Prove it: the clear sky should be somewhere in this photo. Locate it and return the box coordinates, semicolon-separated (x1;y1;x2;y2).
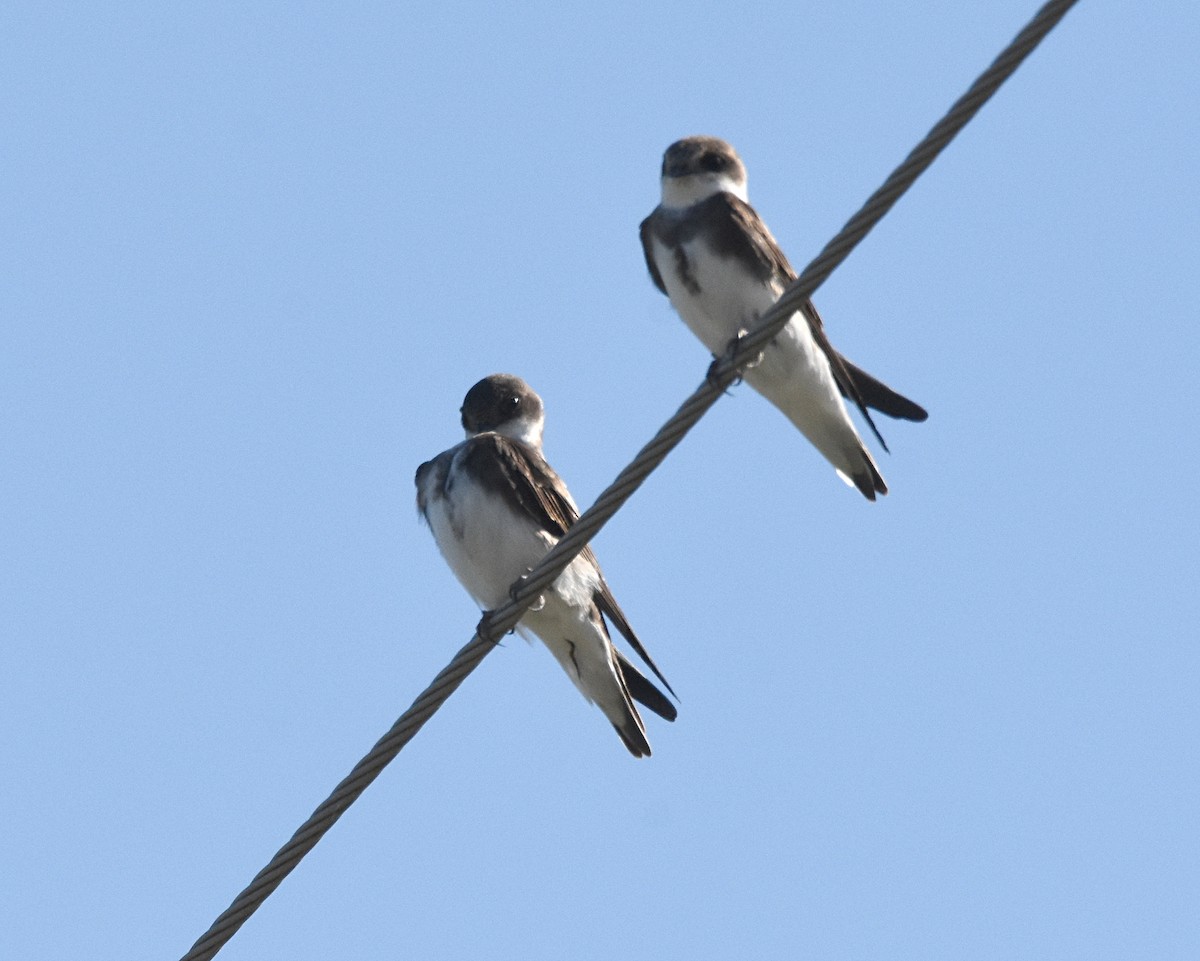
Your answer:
4;1;1199;959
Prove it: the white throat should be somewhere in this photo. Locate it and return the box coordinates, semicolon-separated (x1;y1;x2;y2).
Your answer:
660;172;749;211
466;417;544;451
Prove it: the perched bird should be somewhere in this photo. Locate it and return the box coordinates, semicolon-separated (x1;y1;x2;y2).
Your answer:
415;374;676;757
640;135;927;500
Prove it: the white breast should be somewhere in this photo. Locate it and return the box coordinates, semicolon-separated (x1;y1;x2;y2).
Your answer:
420;445;599;613
651;233;782;356
649;227;853;450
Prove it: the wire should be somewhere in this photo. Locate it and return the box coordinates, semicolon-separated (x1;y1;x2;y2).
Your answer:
178;1;1080;956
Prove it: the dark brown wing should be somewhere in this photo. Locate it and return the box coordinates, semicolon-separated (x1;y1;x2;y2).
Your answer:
834;354;929;422
616;652;677;722
715;193;891;451
639;213;669;296
462;434;677;699
798;298;890;451
706;192;798;286
457;434;577;538
595;582;676;699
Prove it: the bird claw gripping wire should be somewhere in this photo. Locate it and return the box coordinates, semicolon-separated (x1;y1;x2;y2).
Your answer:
706;354;743;394
731;327;766;371
508;572;545;612
475;610;512;640
708;327;767;393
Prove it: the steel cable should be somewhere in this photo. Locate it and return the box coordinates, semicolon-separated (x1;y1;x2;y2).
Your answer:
179;2;1079;956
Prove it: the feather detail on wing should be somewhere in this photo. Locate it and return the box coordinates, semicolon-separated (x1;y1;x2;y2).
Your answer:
459;434;677;700
714;194;892;450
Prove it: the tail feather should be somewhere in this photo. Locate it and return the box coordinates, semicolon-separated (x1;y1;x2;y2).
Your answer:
835;353;928;422
612;720;652;758
595;585;676;699
607;651;652;758
616;652;677;722
846;455;888;501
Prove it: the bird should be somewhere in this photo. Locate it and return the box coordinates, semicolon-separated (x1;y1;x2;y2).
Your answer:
415;373;676;757
640;135;927;500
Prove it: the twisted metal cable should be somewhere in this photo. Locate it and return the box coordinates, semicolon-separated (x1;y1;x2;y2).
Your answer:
179;1;1078;957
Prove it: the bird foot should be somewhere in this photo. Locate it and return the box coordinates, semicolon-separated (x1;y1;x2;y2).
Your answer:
706;355;742;393
508;572;545;612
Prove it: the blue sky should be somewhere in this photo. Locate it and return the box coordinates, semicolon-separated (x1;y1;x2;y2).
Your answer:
4;1;1199;958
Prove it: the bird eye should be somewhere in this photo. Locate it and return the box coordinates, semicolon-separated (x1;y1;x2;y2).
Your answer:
506;395;520;410
700;153;727;173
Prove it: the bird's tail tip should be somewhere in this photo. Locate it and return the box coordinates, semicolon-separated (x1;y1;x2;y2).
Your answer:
839;463;888;501
612;719;653;758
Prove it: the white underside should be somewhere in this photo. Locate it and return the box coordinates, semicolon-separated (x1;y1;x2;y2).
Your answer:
650;230;878;487
418;446;643;738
